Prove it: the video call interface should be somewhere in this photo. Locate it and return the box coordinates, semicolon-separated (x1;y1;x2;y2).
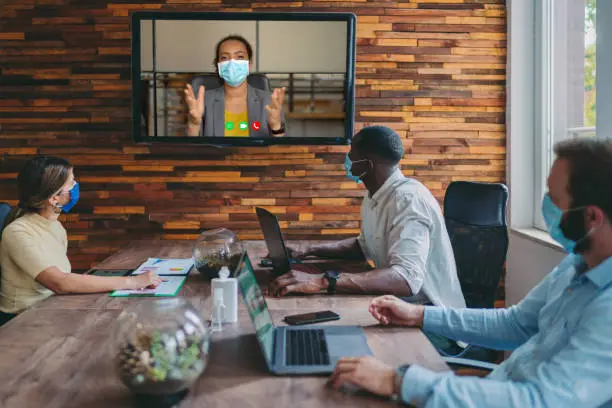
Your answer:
138;19;350;140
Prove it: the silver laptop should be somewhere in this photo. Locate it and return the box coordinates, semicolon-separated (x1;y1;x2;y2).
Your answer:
235;252;372;375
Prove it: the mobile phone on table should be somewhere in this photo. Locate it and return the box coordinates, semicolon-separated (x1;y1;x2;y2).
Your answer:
89;269;133;277
283;310;340;326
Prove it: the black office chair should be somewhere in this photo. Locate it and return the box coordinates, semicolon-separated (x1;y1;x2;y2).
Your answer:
445;181;509;310
0;203;11;284
426;181;509;373
189;73;271;94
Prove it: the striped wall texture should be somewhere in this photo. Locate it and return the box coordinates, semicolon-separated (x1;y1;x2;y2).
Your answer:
0;0;507;274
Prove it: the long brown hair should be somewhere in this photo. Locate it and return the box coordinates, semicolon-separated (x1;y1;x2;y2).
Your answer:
4;156;73;229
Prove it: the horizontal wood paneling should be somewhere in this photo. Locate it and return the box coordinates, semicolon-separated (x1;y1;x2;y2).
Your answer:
0;0;507;276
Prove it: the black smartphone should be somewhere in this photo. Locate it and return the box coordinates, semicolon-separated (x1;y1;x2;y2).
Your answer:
89;269;133;277
283;310;340;326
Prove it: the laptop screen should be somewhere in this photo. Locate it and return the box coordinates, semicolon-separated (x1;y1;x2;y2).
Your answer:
256;207;291;272
236;253;276;366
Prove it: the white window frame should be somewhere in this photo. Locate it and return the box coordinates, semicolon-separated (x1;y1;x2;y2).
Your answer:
533;0;593;230
507;0;610;233
533;0;554;230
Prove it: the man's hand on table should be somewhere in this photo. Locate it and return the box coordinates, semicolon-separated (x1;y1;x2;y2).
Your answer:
327;295;426;400
264;246;312;262
369;295;425;327
269;265;326;296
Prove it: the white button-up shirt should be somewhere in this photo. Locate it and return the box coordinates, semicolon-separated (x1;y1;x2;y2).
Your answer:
358;169;466;308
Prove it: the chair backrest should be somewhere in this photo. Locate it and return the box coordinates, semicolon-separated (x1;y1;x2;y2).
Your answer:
0;203;11;239
189;73;271;94
0;203;11;281
443;181;509;309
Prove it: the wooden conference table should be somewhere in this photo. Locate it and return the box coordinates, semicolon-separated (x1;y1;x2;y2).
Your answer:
0;241;449;408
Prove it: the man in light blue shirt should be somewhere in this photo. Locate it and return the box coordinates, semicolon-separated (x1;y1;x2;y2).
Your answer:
329;138;612;407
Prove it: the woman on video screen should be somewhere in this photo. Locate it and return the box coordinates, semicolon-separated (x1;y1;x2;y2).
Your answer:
184;35;286;138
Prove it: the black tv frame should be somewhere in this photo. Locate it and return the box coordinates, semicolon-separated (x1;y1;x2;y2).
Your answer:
131;11;357;147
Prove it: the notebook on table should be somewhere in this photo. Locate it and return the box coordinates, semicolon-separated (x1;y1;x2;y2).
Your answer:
109;258;193;297
110;275;187;297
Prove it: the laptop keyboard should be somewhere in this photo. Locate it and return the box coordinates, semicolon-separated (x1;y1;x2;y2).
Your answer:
286;329;330;366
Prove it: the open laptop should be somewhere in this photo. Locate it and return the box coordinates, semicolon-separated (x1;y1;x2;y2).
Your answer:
235;251;372;375
256;207;300;274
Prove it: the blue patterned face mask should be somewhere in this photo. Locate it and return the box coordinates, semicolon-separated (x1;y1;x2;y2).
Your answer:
344;153;369;184
217;59;249;87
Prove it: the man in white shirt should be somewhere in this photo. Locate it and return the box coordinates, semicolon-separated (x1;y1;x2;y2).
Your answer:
270;126;465;308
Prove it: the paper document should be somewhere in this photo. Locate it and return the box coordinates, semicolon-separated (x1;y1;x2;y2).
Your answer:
131;258;193;276
110;275;187;297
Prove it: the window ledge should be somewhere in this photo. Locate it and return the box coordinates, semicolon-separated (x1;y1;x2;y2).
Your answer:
510;227;566;253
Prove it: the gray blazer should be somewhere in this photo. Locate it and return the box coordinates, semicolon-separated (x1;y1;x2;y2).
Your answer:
200;85;285;137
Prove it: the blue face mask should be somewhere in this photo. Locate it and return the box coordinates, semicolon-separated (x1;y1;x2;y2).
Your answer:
218;59;249;87
541;193;586;253
59;182;80;213
344;153;369;184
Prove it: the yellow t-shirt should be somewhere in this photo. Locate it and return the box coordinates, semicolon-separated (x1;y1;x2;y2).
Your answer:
0;213;71;314
224;110;249;137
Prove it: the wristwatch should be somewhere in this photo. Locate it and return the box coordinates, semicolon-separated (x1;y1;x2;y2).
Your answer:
390;364;411;403
269;124;285;135
323;270;340;295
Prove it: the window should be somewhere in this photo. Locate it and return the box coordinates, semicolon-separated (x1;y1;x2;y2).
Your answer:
533;0;597;229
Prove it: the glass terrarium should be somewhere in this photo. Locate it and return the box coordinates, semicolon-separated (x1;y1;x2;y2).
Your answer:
192;228;244;280
111;298;210;406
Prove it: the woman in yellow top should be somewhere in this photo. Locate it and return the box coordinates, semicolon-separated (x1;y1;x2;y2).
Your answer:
0;157;161;326
184;35;286;138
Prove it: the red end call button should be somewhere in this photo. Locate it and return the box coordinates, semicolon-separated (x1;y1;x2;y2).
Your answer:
252;121;261;131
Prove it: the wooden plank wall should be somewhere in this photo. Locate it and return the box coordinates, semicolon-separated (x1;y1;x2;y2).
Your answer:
0;0;507;274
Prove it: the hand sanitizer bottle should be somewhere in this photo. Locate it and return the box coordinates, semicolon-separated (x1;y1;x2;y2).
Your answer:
211;266;238;323
211;288;225;332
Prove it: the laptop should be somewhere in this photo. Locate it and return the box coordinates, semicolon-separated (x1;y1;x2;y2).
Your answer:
235;251;372;375
256;207;300;274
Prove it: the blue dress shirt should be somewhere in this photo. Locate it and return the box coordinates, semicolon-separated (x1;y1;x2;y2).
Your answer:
402;254;612;407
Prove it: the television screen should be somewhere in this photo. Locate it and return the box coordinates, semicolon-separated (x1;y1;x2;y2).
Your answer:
131;12;356;146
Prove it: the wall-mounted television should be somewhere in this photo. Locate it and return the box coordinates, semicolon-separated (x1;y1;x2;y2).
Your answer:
131;11;357;147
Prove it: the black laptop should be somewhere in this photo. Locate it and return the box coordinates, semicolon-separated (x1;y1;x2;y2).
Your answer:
256;207;301;274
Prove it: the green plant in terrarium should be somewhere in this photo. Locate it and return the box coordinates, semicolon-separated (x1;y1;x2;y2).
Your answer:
112;299;210;397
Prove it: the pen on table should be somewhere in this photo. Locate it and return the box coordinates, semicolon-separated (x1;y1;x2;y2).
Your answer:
152;259;164;265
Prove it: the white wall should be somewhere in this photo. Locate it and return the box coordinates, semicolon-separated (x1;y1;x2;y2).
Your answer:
506;0;536;229
140;19;347;73
258;21;346;73
506;231;566;306
597;0;612;138
141;20;153;71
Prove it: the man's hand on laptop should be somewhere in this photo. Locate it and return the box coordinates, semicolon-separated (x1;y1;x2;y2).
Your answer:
328;356;395;398
270;266;326;296
369;295;425;328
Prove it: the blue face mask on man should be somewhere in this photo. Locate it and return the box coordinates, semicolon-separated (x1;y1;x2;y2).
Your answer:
541;193;594;253
58;182;80;213
218;59;249;87
344;153;370;184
